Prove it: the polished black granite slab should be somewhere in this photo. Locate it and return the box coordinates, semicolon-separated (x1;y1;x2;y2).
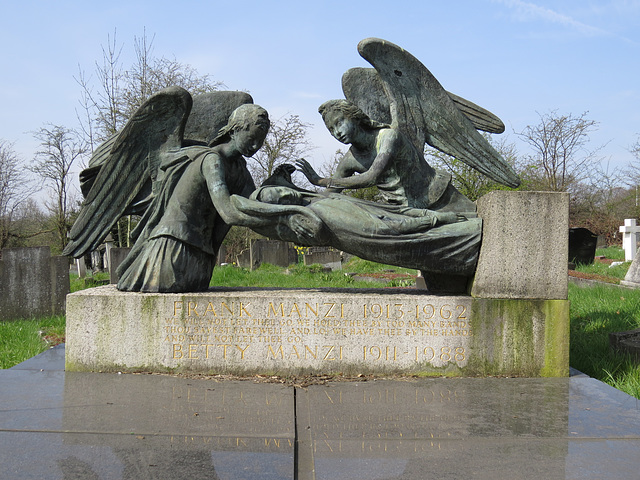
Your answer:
1;346;639;479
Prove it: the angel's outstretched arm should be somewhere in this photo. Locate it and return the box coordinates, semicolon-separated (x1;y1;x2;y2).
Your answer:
296;131;397;190
202;152;284;228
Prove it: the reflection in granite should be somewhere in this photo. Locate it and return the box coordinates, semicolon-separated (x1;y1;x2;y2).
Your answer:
297;378;640;480
0;370;293;479
3;351;640;479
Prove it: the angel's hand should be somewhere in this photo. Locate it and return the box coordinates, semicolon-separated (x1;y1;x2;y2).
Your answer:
295;158;325;186
289;213;319;242
434;212;459;225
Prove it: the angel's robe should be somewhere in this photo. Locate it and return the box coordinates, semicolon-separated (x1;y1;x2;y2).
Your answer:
116;147;254;292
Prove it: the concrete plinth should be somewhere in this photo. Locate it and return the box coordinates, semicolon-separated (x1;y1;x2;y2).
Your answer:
471;191;569;299
66;285;568;377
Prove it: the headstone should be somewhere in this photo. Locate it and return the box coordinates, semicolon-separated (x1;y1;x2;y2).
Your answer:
91;248;104;272
303;247;342;271
568;227;597;265
236;249;251;268
471;191;570;299
250;239;297;270
0;246;69;320
621;247;640;288
619;219;640;262
216;244;227;265
103;234;115;272
75;257;86;278
108;247;132;284
596;235;607;250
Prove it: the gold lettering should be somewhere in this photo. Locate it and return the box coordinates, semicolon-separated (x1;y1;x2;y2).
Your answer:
305;303;318;317
305;345;317;359
235;344;249;359
173;344;183;359
289;303;301;317
268;303;285;317
204;302;217;316
323;345;335;360
187;302;199;316
188;344;199;359
174;301;183;316
221;302;234;316
239;302;251;317
289;345;300;359
267;345;284;359
323;303;336;318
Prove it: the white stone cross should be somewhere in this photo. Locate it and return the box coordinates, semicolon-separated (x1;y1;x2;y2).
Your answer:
620;218;640;262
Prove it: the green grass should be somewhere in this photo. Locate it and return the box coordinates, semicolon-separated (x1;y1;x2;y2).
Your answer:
0;315;66;369
575;261;631;281
210;259;414;289
573;246;630;282
569;283;640;398
595;246;625;260
70;271;110;292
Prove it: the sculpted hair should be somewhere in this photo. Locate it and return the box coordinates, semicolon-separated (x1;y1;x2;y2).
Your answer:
318;99;387;130
209;104;270;147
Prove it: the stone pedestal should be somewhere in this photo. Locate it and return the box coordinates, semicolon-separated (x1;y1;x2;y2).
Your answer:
471;191;569;299
66;285;568;377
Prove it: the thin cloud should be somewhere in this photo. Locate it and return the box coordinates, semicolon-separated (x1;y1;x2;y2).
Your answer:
493;0;608;37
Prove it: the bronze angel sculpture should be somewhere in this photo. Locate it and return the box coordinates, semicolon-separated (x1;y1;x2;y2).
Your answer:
65;38;520;293
234;38;520;292
64;88;273;292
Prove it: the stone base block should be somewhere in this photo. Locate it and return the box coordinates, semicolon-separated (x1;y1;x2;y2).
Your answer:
471;191;569;299
66;286;569;377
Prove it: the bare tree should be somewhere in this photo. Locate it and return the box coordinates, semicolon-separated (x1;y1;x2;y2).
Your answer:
30;125;87;253
0;140;31;249
249;114;314;185
77;29;221;150
516;111;603;193
426;134;520;201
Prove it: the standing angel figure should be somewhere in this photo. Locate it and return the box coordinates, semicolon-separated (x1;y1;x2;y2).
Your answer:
297;38;520;213
63;86;274;292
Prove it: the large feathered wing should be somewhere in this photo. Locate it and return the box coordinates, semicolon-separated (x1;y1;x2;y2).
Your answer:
63;86;192;258
352;38;519;188
342;67;505;134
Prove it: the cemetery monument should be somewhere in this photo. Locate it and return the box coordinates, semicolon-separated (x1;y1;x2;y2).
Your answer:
65;38;569;377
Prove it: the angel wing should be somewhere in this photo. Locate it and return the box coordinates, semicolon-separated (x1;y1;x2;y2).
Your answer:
64;88;254;259
343;38;519;188
342;67;505;134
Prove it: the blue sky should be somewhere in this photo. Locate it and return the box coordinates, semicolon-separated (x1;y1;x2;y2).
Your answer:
1;0;639;188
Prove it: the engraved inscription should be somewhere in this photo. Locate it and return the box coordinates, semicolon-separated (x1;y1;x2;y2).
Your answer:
163;297;473;368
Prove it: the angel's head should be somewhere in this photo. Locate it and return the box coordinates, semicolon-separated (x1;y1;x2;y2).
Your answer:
210;104;270;156
318;100;386;145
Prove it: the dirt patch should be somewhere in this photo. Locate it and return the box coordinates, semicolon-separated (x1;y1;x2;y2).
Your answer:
568;269;620;284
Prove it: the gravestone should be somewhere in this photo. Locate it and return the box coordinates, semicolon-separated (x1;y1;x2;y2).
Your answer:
236;249;251;268
103;234;115;271
303;247;342;271
75;257;86;278
619;218;640;262
250;239;297;270
0;246;69;320
569;227;598;265
108;248;132;284
216;244;227;265
621;247;640;288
